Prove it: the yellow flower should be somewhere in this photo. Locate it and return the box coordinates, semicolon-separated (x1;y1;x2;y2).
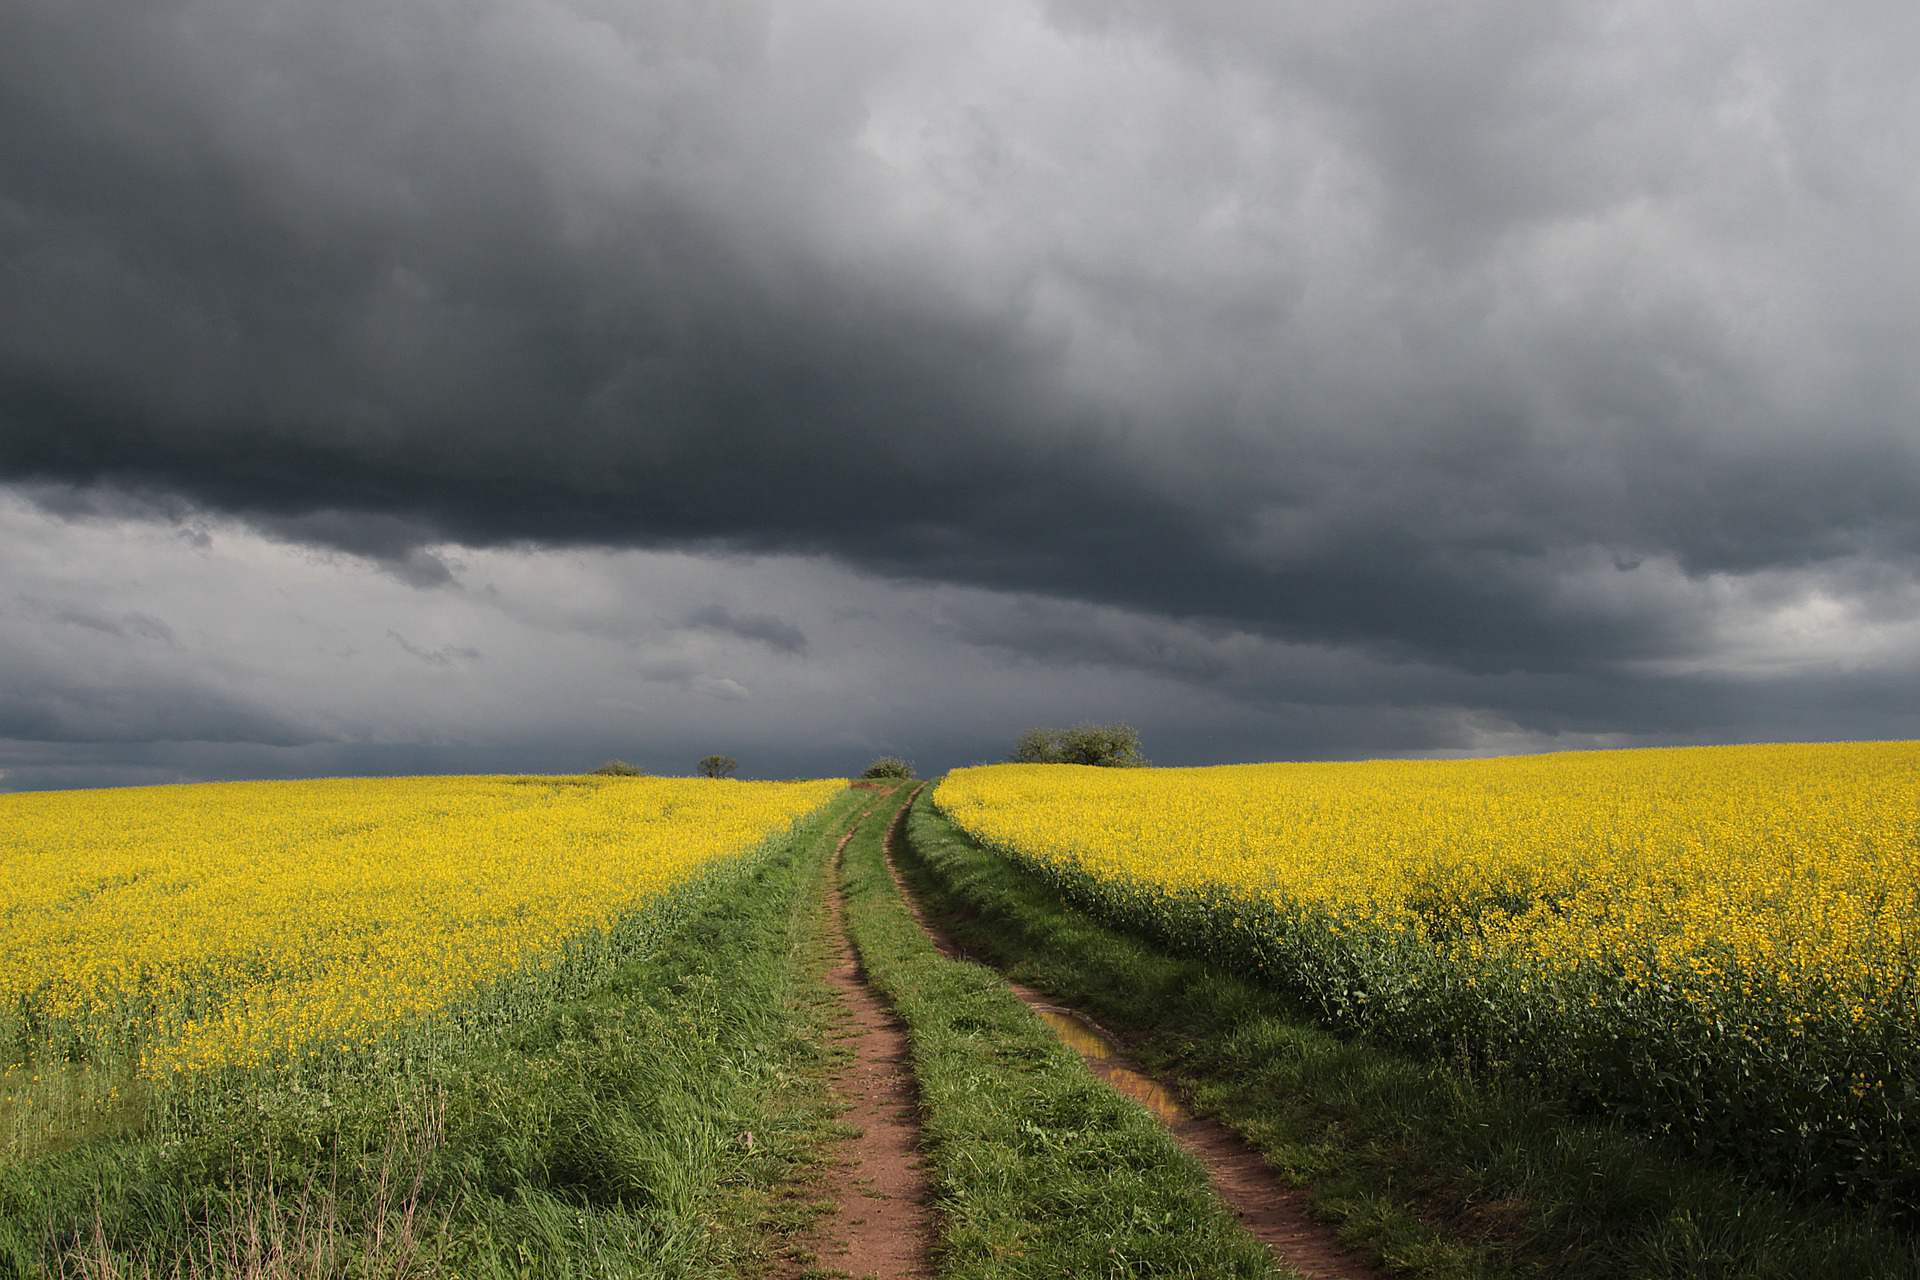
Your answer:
1;773;842;1078
934;741;1920;1119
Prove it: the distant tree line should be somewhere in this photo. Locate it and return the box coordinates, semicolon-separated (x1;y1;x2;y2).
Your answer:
591;756;740;778
1012;723;1146;768
589;728;1145;782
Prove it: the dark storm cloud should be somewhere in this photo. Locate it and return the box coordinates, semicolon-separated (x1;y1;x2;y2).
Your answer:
934;571;1920;753
2;0;1918;750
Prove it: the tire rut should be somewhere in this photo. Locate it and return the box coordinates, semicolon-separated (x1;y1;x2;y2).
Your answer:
880;786;1385;1280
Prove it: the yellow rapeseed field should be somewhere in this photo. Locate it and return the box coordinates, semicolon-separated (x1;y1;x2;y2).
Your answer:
935;743;1920;1198
0;775;842;1080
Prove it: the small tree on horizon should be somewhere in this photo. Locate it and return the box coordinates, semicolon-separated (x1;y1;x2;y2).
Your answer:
1012;723;1146;768
697;754;739;779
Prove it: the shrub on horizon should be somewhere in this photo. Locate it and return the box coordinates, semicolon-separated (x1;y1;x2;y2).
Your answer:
1012;723;1146;768
591;759;646;776
861;756;914;780
698;754;740;779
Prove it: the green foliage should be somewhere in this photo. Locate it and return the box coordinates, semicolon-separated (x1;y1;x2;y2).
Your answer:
859;756;914;780
697;754;739;779
590;759;647;776
836;787;1274;1276
1011;722;1146;767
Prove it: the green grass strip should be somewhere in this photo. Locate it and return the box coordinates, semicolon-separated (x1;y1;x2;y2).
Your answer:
898;790;1920;1280
837;785;1283;1279
4;787;872;1280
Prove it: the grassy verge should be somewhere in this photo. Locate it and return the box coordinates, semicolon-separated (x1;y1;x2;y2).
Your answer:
837;785;1282;1278
2;788;872;1280
899;791;1920;1280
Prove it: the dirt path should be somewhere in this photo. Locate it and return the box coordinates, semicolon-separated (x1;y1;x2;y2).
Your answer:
786;793;935;1280
880;788;1384;1280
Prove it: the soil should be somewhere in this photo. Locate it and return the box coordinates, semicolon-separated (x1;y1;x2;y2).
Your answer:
784;797;936;1279
880;787;1385;1280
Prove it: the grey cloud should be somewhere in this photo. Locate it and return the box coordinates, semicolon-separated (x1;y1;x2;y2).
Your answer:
683;604;810;656
0;669;317;748
7;0;1915;673
256;512;461;588
0;738;551;793
2;0;1918;784
119;612;177;644
689;674;752;702
935;596;1237;684
935;574;1920;748
2;497;1917;793
47;606;177;645
386;630;482;667
625;654;752;701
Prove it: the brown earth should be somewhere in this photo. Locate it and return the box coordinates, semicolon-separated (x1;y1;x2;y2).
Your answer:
782;794;936;1279
879;787;1385;1280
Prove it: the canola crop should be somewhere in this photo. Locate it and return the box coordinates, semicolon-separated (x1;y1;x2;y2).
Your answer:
934;743;1920;1202
0;775;842;1080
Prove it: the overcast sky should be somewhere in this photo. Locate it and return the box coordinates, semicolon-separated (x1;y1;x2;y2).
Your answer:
3;0;1917;789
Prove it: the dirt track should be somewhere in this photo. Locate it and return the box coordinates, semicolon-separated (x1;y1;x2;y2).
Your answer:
784;796;935;1279
879;787;1384;1280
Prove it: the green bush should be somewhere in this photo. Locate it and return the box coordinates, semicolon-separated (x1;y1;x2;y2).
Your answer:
860;756;915;780
590;759;646;776
697;754;739;779
1012;724;1146;767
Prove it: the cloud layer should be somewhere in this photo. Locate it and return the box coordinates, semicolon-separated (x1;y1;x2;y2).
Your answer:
2;0;1916;784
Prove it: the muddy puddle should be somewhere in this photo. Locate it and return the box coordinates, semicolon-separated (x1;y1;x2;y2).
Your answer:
1031;1005;1187;1124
